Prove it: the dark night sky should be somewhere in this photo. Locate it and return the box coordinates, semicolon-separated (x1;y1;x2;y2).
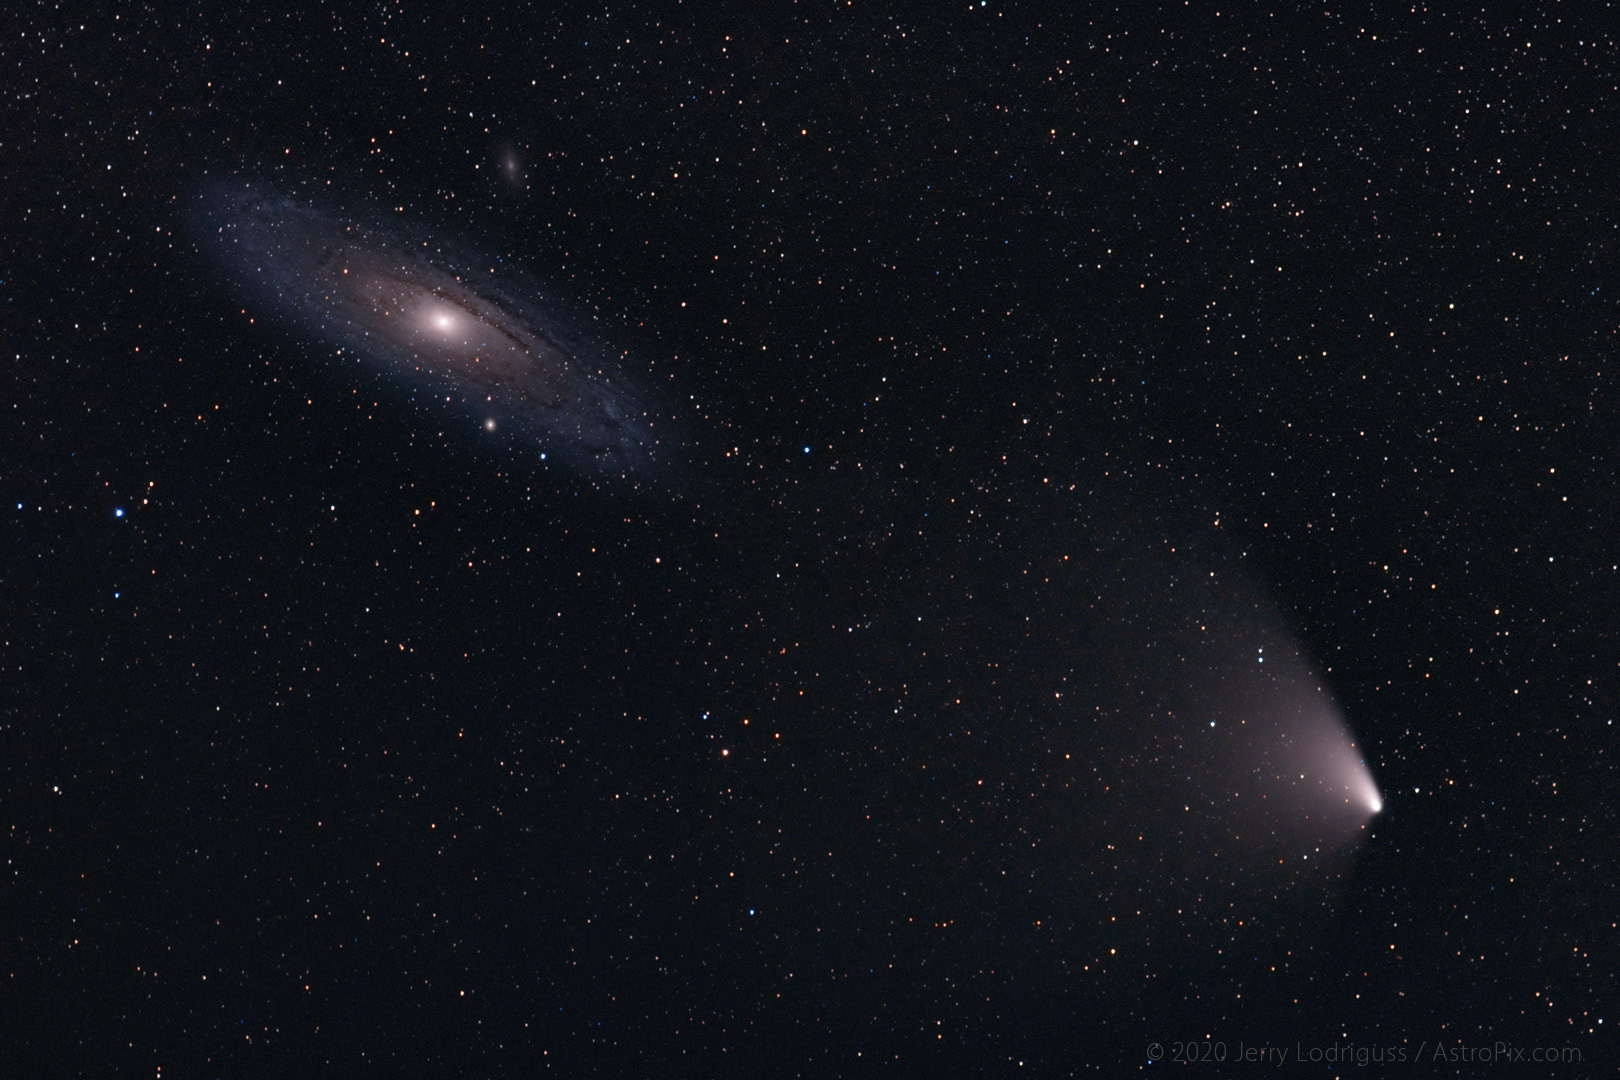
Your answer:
3;2;1617;1075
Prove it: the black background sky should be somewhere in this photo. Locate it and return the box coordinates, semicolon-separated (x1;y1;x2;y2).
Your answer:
3;1;1617;1075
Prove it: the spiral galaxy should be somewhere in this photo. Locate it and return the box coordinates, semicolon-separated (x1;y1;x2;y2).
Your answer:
195;180;668;476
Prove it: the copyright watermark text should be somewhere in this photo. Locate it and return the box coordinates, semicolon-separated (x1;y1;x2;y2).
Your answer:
1143;1039;1584;1066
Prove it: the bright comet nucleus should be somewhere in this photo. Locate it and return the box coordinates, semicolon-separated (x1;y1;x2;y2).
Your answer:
1341;753;1383;815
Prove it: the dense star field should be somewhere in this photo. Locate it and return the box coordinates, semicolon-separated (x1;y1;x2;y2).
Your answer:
2;2;1616;1075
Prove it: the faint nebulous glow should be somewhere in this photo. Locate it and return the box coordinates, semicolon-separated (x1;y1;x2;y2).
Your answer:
496;143;526;189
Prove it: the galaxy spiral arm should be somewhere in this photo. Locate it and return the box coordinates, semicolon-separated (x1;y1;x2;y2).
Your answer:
191;178;677;478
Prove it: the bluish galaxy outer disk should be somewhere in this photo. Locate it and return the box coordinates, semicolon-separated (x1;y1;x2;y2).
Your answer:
197;180;666;475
